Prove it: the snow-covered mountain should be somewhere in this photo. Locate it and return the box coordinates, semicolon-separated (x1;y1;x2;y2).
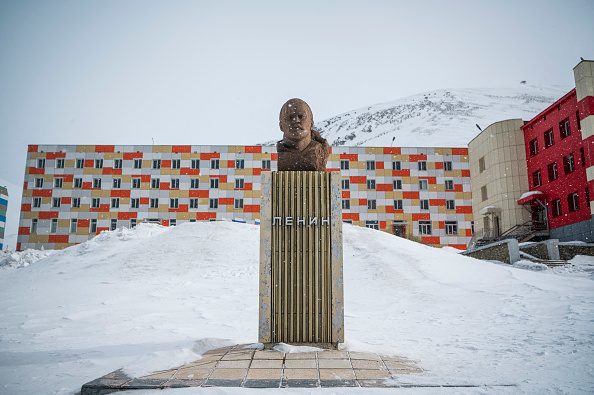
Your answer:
312;84;569;147
1;222;593;394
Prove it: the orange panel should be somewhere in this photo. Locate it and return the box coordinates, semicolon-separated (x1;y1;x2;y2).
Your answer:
61;197;71;205
454;184;463;192
340;154;358;161
342;191;350;198
452;148;468;155
172;145;191;153
97;227;109;233
245;146;262;154
383;147;401;155
244;204;260;212
218;198;234;205
162;160;171;168
123;152;143;160
18;227;30;235
118;212;138;220
253;168;262;175
403;191;419;199
140;198;150;205
358;199;367;206
78;219;90;227
376;161;384;169
435;162;444;169
200;152;220;160
95;145;115;153
392;169;410;177
350;176;366;184
196;212;217;220
271;153;277;161
28;145;38;152
21;204;31;212
83;182;92;190
377;183;393;191
456;206;473;214
409;154;427;162
422;236;441;245
190;190;209;198
430;199;446;206
46;152;66;160
342;213;359;221
28;167;45;175
461;169;471;177
84;159;94;168
412;213;431;221
380;221;386;229
49;235;70;243
33;190;52;197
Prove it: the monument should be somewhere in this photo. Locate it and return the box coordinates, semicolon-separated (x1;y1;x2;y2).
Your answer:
259;99;343;348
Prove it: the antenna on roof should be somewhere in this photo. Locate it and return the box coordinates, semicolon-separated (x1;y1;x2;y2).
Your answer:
476;124;482;132
391;136;395;147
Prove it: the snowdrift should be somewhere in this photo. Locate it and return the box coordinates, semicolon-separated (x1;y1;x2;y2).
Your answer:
0;222;593;394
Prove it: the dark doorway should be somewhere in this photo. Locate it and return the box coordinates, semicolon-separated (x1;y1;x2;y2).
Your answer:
393;224;406;237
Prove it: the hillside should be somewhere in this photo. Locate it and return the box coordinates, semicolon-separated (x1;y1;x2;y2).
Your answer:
0;222;593;394
313;84;569;147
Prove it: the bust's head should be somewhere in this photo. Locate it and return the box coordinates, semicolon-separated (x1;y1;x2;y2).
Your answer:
279;98;313;148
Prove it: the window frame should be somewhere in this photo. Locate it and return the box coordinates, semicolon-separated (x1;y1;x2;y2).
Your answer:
342;199;350;210
394;199;403;210
340;160;350;170
418;161;427;171
367;199;377;210
420;199;429;210
393;161;401;171
210;178;219;189
445;221;458;235
445;180;454;190
419;179;428;190
366;161;375;171
367;179;376;190
418;221;432;235
234;198;244;209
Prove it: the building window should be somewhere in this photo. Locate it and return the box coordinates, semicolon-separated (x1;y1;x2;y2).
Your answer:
171;159;181;169
170;219;176;227
418;221;432;235
190;198;199;209
394;199;403;210
365;220;379;230
586;187;591;205
56;158;65;169
134;159;142;169
74;178;82;188
341;160;350;170
529;138;538;157
420;199;429;210
393;179;402;190
191;178;199;189
563;153;575;174
235;159;245;169
211;159;220;169
367;199;377;210
91;198;100;208
114;159;122;169
262;159;271;170
445;180;454;190
552;199;562;217
234;198;244;209
54;177;63;188
576;111;581;130
76;159;84;169
132;178;141;188
152;159;161;169
131;198;139;208
235;178;244;189
532;170;541;188
481;186;487;201
130;219;137;228
568;192;579;212
170;198;179;209
53;197;61;208
191;159;200;169
445;221;458;235
544;129;554;148
342;179;350;190
90;219;97;233
418;161;427;171
31;218;38;233
367;179;376;190
343;220;353;224
72;198;81;208
113;178;121;188
559;118;570;139
170;178;179;189
478;157;485;173
33;197;41;208
419;179;428;190
151;178;160;189
35;178;43;188
51;218;58;233
111;198;120;208
342;199;350;210
37;158;45;168
95;159;103;169
209;198;218;209
150;198;159;208
446;199;455;210
444;161;453;171
581;147;586;167
210;178;219;189
366;161;375;171
548;162;558;181
70;219;77;233
93;178;102;189
111;218;117;231
393;161;401;171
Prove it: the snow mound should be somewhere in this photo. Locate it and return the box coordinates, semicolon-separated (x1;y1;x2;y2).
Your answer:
0;248;54;269
1;222;593;394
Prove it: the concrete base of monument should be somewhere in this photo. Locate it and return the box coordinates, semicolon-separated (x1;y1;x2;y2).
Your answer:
80;344;427;393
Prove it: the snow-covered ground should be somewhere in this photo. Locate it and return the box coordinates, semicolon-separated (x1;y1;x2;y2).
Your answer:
0;222;593;394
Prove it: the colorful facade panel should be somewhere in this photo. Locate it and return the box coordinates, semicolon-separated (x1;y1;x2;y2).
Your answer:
0;185;7;250
18;145;473;251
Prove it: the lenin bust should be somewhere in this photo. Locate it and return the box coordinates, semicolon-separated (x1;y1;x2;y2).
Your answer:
277;98;330;171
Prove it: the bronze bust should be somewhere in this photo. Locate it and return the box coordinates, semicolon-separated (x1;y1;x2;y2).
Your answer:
277;98;329;171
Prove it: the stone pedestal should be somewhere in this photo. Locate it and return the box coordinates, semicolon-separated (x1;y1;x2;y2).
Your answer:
259;171;343;346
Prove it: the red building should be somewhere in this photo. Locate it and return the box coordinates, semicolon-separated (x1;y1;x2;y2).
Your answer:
519;60;594;242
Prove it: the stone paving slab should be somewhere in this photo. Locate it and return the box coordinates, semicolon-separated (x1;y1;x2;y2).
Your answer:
80;344;424;393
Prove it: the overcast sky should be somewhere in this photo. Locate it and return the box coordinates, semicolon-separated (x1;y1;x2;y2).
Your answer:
1;0;593;187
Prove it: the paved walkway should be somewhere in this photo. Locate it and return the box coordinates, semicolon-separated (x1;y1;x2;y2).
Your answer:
81;344;423;393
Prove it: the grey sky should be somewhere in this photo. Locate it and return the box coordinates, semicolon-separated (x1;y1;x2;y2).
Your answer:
1;0;593;187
